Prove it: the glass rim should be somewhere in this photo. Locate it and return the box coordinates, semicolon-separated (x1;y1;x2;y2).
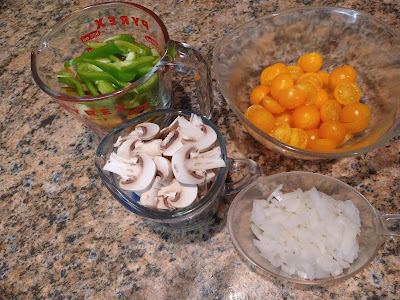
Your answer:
213;6;400;159
31;1;171;103
95;108;228;221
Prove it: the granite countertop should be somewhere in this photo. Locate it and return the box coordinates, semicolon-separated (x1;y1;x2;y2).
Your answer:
1;0;399;299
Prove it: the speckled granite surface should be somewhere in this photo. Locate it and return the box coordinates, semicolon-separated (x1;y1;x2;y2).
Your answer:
1;0;400;299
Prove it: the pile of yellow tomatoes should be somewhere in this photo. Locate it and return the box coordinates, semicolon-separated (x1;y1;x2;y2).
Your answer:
245;52;371;151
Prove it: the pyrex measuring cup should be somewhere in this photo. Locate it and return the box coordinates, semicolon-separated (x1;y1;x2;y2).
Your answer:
31;2;212;137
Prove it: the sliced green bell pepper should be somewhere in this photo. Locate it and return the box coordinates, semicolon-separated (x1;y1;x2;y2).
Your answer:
80;56;156;82
104;34;135;44
57;70;85;96
76;63;130;89
95;80;115;94
64;42;124;68
133;73;159;95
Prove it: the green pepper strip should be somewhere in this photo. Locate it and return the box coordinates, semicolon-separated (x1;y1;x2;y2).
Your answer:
107;54;121;62
113;40;148;57
76;63;130;89
64;42;123;68
95;80;115;94
136;43;152;56
80;57;156;82
84;42;105;49
104;34;135;44
82;78;99;96
136;65;154;79
133;73;159;95
57;70;85;96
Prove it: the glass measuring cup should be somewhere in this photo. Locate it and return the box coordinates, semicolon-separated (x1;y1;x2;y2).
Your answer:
227;172;400;284
31;2;212;137
95;109;260;229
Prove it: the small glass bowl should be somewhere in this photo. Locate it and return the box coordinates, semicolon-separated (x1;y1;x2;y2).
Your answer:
227;172;400;285
213;7;400;159
95;109;260;229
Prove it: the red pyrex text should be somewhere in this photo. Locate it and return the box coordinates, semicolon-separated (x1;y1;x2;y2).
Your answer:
94;16;149;30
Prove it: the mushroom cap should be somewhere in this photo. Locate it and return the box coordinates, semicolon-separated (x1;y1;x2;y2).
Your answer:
129;122;160;141
153;156;173;186
182;124;217;152
176;115;217;152
119;152;156;192
116;137;140;159
171;145;204;185
158;179;198;209
156;196;173;210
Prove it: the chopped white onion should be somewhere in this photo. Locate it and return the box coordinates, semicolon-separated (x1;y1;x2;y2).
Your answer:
250;185;361;280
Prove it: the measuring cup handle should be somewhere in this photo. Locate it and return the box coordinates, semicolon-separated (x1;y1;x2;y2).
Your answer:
166;40;213;118
224;157;260;196
378;212;400;237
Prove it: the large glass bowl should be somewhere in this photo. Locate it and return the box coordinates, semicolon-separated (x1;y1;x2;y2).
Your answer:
213;7;400;159
227;172;400;285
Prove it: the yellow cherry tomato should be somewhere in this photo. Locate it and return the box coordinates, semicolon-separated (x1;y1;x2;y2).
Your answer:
244;105;275;133
342;118;370;133
269;73;294;99
261;96;286;114
319;120;347;145
275;111;293;127
328;65;357;90
287;65;304;82
317;70;330;87
320;99;342;122
276;87;306;110
334;82;361;105
288;128;308;149
292;104;321;130
340;102;371;123
260;63;290;86
250;85;270;105
297;52;323;73
296;72;324;89
296;82;318;105
270;122;291;144
307;138;337;151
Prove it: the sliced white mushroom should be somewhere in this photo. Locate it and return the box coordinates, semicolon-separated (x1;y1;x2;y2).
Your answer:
177;115;217;152
153;156;173;186
140;180;161;208
198;170;217;198
157;117;179;139
103;152;139;178
103;114;227;212
157;179;198;209
119;152;156;193
171;145;226;185
133;139;163;158
159;129;184;156
115;137;141;158
189;113;204;127
156;195;173;210
176;116;204;140
139;156;172;207
129;122;160;140
198;169;217;187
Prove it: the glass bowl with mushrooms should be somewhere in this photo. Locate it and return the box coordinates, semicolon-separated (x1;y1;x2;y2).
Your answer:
95;109;260;229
